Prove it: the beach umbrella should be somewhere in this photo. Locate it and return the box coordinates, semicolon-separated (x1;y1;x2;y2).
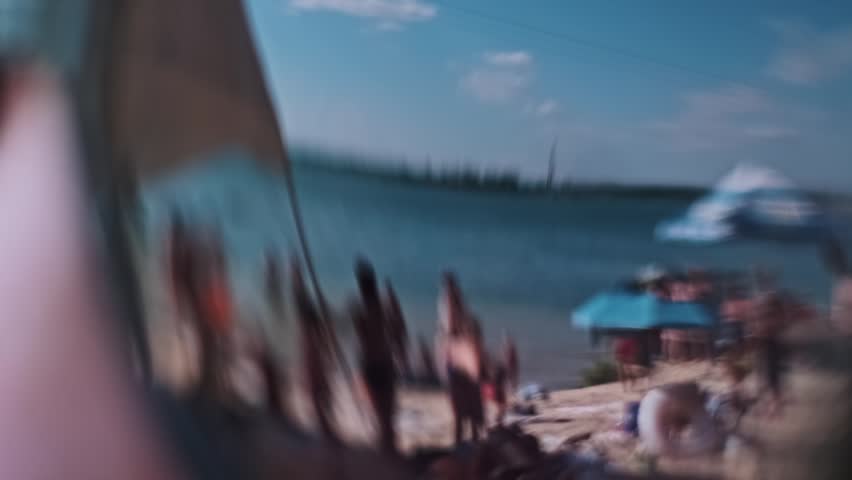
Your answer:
656;163;830;243
571;291;716;331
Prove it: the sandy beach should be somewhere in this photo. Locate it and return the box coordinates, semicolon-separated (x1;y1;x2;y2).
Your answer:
147;272;851;480
390;362;735;478
380;355;847;479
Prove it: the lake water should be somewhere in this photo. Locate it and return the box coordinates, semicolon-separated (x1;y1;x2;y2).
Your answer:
140;151;850;387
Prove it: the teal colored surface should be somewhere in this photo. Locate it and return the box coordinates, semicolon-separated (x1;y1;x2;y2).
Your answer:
139;151;851;386
572;292;716;330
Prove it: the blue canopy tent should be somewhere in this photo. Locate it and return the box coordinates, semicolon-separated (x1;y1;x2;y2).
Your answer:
656;164;829;243
571;291;717;331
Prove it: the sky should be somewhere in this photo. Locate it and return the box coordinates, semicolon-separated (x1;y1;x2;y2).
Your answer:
247;0;852;191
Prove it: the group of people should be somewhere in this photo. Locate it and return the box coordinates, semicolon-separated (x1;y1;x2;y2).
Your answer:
612;270;718;391
163;214;520;457
619;242;852;462
611;265;816;411
166;213;235;397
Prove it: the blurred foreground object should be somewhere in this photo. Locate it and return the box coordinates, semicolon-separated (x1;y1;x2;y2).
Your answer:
77;0;330;383
0;59;183;480
94;0;286;175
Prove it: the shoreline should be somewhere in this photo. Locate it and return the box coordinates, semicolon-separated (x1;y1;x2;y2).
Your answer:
290;149;852;203
293;158;706;199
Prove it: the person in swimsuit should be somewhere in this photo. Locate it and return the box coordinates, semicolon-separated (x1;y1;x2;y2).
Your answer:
753;293;789;417
193;231;234;399
489;361;509;425
444;325;485;444
164;213;206;382
292;257;338;443
201;233;234;338
245;334;288;419
417;334;439;383
351;259;397;454
823;239;852;336
435;272;471;383
502;331;519;392
264;249;284;319
614;336;640;391
165;211;196;317
438;272;466;333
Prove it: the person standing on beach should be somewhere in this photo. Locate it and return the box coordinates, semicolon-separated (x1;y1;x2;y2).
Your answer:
165;222;207;392
614;336;640;391
436;273;486;443
165;211;196;318
165;221;233;399
384;279;411;377
417;335;439;383
502;331;519;392
438;272;469;333
293;257;339;444
195;231;235;399
435;272;470;380
487;358;510;425
753;293;788;417
351;259;398;454
200;232;234;339
264;249;284;320
823;239;852;335
444;314;486;443
249;333;289;419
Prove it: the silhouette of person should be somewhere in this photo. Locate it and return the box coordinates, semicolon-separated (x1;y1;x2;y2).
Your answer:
384;279;411;377
292;257;339;443
351;259;397;454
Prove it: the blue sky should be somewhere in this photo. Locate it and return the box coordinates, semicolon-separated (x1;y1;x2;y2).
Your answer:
247;0;852;191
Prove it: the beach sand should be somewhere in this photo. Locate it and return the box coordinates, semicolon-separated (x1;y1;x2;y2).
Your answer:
148;299;851;480
155;336;746;478
386;359;848;479
388;362;738;478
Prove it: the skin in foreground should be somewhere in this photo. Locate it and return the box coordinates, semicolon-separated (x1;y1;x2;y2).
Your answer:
0;63;184;479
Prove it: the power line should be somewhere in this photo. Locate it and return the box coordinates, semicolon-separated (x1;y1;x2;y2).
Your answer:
432;1;746;86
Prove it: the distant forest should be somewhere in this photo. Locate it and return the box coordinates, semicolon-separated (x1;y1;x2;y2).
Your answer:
289;146;706;200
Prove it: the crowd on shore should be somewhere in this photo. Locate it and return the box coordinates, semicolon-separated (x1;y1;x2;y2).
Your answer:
605;239;852;471
159;213;547;478
156;211;852;478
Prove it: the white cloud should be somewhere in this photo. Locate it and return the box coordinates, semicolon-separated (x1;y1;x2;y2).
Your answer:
461;68;532;103
461;50;536;104
766;20;852;86
648;85;803;152
484;51;533;67
534;99;558;117
742;125;799;140
459;50;562;119
289;0;437;28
